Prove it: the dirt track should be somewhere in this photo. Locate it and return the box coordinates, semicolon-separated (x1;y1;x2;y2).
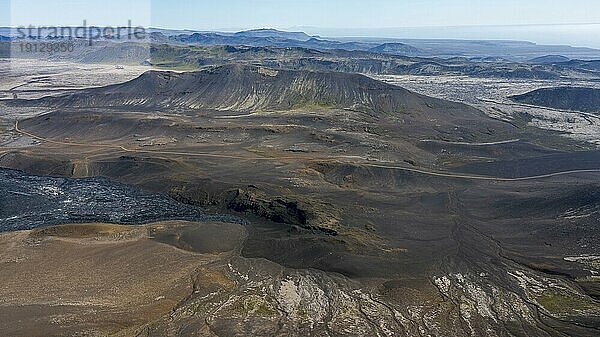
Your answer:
15;120;600;182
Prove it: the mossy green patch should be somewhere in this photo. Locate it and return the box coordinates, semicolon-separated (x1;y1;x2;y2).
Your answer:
535;289;599;315
243;295;279;317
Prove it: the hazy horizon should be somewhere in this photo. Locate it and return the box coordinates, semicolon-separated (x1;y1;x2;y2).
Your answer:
2;0;600;48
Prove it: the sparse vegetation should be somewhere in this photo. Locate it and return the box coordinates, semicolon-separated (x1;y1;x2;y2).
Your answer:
535;289;599;315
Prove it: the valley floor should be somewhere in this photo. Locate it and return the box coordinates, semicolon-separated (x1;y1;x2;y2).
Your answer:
376;74;600;146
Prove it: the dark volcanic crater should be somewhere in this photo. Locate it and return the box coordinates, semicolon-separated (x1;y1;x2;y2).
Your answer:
0;168;244;232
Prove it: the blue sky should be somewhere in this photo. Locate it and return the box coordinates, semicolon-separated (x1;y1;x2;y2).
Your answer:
150;0;600;30
2;0;600;46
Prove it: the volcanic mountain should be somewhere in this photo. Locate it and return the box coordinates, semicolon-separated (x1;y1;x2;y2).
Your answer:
369;42;422;56
528;55;571;64
511;87;600;113
28;64;483;116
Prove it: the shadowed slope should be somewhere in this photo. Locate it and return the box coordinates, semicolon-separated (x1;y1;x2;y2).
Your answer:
511;87;600;113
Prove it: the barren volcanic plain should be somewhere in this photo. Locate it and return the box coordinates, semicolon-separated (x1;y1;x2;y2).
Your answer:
1;58;599;337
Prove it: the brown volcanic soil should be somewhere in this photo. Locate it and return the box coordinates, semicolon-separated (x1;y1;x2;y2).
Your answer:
0;221;245;337
0;224;214;336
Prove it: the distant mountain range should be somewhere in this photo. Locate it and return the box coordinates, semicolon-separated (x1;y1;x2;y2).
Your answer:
150;29;600;60
233;28;313;41
3;38;597;81
2;27;600;60
154;31;403;54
